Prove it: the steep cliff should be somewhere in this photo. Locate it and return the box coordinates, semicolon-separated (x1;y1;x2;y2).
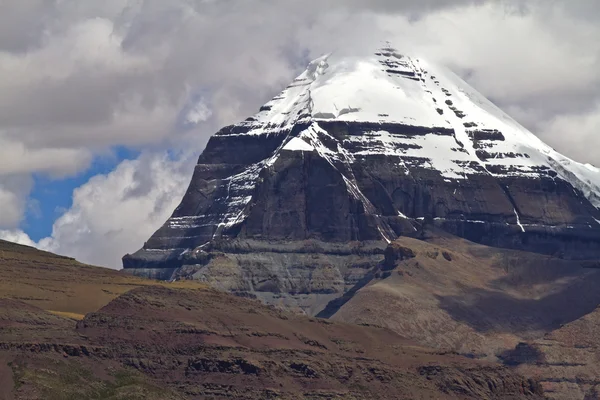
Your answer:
123;46;600;313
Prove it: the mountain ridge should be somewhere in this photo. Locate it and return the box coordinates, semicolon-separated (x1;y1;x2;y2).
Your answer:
124;45;600;282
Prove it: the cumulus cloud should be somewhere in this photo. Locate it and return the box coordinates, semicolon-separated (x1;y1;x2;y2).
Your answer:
37;151;194;268
0;149;197;267
1;0;600;266
0;229;37;248
0;175;34;228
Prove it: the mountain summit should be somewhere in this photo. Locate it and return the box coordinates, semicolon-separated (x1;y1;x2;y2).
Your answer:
124;46;600;283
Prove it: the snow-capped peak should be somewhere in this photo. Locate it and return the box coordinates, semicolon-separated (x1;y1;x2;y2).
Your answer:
216;46;600;211
124;45;600;275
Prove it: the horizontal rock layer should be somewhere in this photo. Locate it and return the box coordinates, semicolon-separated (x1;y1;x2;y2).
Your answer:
124;47;600;311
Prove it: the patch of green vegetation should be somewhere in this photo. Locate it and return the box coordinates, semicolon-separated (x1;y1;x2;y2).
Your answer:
14;359;184;400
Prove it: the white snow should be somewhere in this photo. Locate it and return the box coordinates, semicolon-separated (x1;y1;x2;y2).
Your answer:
513;209;526;233
309;57;449;128
547;157;600;209
434;217;486;224
378;226;392;244
283;137;314;152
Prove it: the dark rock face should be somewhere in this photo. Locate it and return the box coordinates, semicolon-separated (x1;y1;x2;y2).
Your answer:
124;120;600;264
123;47;600;314
384;242;417;270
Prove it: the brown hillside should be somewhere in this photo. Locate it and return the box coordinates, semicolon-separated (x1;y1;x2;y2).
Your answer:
5;286;542;399
320;231;600;399
506;305;600;399
0;240;543;399
0;239;205;318
328;232;600;359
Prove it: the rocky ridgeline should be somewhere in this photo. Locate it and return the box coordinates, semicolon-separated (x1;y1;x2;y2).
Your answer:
123;46;600;316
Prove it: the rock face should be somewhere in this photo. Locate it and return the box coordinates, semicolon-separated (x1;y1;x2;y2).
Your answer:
123;46;600;312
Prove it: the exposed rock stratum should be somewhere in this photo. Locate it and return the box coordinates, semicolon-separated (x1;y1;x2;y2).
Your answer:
123;46;600;316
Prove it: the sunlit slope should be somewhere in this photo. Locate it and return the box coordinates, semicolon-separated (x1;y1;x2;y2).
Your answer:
0;240;204;317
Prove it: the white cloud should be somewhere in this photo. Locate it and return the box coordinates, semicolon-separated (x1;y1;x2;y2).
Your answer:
32;151;196;268
0;136;92;177
0;229;37;248
0;188;26;228
0;148;201;268
184;98;213;126
0;175;33;228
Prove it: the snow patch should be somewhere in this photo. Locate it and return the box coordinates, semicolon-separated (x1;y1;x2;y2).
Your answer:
513;209;526;233
283;137;314;152
547;157;600;209
378;226;392;244
434;217;486;224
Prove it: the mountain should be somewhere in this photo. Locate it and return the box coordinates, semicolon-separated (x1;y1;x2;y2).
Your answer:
123;45;600;312
0;241;543;399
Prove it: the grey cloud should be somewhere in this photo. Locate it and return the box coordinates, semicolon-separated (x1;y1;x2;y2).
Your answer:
0;0;52;52
338;0;484;13
0;175;33;228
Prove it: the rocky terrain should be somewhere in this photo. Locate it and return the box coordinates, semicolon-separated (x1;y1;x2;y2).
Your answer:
0;240;543;399
507;306;600;399
125;46;600;287
320;230;600;398
7;229;600;398
327;230;600;354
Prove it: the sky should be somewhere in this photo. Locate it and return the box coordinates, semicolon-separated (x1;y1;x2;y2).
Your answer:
0;0;599;269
